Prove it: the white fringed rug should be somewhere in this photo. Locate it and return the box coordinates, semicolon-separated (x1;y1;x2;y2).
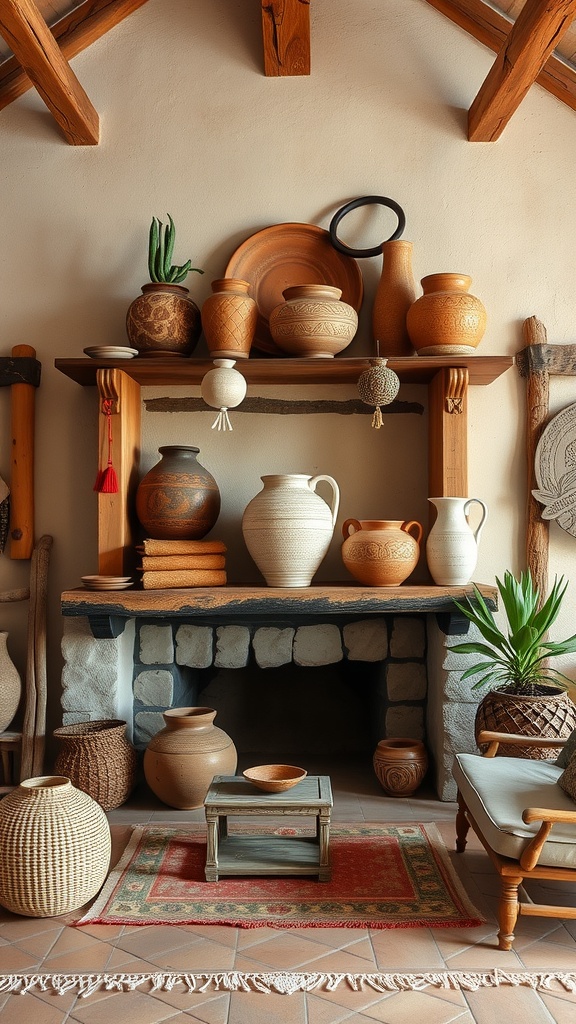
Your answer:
1;971;576;997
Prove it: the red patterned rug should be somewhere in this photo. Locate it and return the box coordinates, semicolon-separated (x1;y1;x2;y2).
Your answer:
77;822;484;929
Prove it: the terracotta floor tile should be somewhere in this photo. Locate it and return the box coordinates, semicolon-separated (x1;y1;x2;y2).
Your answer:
0;945;47;970
0;917;65;941
306;992;358;1024
517;938;576;969
68;988;181;1023
462;985;554;1024
151;937;236;971
11;926;63;959
359;988;470;1023
112;925;203;959
297;947;378;972
43;941;116;973
306;980;391;1013
229;931;337;970
228;989;307;1024
441;943;523;970
151;986;230;1019
0;991;71;1024
45;928;103;959
371;927;446;969
540;992;576;1023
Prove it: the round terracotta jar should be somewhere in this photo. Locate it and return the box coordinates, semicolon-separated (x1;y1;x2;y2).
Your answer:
135;445;221;540
406;273;487;355
342;519;422;586
373;739;428;797
269;284;358;358
143;707;237;809
201;278;258;359
126;282;201;356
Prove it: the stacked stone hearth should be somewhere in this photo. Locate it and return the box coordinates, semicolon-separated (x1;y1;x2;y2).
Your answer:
61;613;481;800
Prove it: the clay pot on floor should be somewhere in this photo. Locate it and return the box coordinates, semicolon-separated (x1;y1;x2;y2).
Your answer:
143;707;237;809
373;738;428;796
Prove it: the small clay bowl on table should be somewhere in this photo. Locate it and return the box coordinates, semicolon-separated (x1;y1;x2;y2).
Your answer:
243;764;307;793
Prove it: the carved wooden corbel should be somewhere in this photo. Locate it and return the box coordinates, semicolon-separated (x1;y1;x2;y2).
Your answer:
445;367;469;414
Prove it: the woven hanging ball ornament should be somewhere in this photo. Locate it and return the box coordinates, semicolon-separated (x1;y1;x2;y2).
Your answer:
201;358;247;431
357;357;400;429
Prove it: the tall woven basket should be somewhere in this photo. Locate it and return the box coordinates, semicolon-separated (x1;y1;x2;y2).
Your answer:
0;776;111;917
53;719;138;811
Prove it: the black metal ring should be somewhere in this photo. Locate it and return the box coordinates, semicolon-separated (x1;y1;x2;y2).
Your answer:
329;195;406;258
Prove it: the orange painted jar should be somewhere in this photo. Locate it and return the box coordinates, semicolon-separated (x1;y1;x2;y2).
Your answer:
341;518;422;586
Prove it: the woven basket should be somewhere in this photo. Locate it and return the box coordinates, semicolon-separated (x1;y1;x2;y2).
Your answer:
475;687;576;759
53;719;138;811
0;776;111;917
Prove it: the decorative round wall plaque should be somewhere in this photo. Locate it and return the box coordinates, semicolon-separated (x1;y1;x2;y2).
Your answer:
533;401;576;537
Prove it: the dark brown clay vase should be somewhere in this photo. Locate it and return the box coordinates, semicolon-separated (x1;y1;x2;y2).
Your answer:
135;445;221;540
373;738;428;797
126;283;201;356
143;707;237;809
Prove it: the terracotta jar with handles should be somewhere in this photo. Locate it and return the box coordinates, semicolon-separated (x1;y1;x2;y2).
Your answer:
341;519;423;586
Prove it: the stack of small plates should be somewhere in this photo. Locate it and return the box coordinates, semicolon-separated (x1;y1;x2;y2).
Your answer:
83;346;139;359
81;576;134;590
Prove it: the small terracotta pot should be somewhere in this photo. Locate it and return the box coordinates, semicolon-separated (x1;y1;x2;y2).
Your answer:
126;283;201;356
373;738;428;797
269;284;358;358
201;278;258;359
406;273;486;355
342;519;422;586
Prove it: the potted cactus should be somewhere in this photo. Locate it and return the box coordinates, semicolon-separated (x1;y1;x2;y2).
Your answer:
126;214;204;356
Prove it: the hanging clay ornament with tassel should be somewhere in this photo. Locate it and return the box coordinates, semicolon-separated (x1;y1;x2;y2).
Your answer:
357;356;400;428
200;359;247;431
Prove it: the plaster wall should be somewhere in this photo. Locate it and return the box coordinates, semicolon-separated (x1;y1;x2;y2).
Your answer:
1;0;576;743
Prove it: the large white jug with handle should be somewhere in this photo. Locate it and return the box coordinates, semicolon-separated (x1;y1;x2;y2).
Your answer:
426;496;487;586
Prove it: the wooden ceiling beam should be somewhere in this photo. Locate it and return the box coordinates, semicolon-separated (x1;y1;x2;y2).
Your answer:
426;1;576;116
0;0;99;143
468;0;576;140
0;0;149;115
262;0;310;76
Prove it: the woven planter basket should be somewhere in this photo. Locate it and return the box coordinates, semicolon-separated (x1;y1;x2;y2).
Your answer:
0;776;111;917
475;687;576;759
53;719;138;811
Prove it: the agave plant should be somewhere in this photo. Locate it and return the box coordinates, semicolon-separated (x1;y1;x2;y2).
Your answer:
148;214;203;285
449;570;576;696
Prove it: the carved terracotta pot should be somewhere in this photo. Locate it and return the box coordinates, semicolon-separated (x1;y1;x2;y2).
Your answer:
201;278;258;359
135;445;221;540
126;283;201;356
406;273;486;355
143;707;237;809
342;519;422;586
373;738;428;797
269;284;358;358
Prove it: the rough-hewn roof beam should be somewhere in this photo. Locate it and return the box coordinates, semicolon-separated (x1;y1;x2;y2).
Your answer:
426;1;576;117
262;0;310;76
0;0;99;143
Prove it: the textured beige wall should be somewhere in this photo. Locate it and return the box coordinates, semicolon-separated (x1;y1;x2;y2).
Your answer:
2;0;576;736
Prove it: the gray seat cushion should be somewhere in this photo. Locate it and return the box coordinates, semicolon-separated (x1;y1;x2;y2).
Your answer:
453;752;576;869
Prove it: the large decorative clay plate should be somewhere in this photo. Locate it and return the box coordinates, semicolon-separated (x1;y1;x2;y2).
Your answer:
533;401;576;537
225;223;364;355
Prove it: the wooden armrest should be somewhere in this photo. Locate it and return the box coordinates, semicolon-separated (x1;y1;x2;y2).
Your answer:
477;730;567;758
519;805;576;871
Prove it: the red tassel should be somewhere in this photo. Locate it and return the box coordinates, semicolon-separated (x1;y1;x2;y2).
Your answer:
94;399;119;494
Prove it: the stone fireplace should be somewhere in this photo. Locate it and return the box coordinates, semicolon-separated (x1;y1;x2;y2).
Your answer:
60;594;483;800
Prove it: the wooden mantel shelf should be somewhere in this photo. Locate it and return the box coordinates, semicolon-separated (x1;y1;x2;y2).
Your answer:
55;355;514;388
61;582;497;639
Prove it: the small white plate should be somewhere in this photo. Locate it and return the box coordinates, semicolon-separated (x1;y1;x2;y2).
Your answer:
83;347;138;359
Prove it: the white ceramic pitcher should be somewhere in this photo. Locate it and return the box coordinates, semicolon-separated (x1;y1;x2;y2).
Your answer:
242;473;340;587
426;497;487;586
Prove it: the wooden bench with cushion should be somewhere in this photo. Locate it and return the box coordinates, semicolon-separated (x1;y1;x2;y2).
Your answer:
453;728;576;950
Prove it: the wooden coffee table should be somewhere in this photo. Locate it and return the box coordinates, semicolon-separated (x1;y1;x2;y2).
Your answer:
203;774;332;882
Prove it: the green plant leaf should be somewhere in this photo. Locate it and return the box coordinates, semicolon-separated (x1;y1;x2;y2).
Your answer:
148;218;159;282
155;219;165;282
164;214;176;278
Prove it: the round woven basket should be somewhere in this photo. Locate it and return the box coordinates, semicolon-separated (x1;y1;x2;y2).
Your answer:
0;776;111;917
475;687;576;759
53;719;138;811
